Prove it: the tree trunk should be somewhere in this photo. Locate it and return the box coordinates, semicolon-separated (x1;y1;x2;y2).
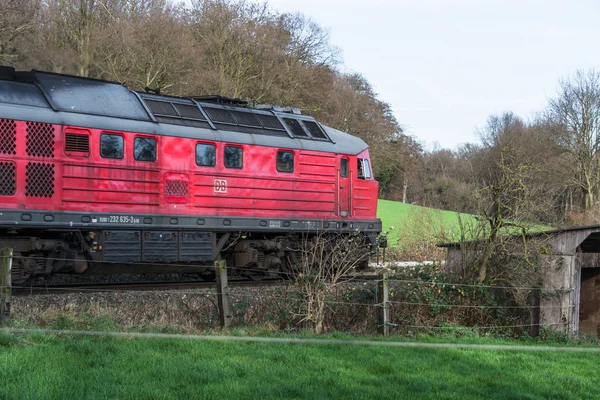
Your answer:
586;189;594;209
478;244;492;284
402;174;408;203
314;300;326;334
478;222;499;284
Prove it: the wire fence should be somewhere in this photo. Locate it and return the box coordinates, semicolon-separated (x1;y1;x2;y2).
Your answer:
1;254;574;292
0;252;586;346
3;283;576;333
1;285;570;310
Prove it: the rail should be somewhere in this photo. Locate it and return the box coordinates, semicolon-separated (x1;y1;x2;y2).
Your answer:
11;278;282;296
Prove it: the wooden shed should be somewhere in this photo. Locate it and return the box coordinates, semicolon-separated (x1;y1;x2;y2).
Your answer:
441;225;600;337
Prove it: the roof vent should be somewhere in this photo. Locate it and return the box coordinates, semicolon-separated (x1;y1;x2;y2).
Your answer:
254;104;302;115
192;95;248;106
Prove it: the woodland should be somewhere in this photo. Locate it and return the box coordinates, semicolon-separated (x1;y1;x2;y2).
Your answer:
2;0;600;227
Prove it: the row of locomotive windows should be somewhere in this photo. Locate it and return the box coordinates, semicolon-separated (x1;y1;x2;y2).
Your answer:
196;143;294;172
99;133;370;177
99;133;294;172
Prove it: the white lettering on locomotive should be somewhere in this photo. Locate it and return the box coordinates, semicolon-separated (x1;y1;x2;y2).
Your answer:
102;215;141;224
213;179;228;194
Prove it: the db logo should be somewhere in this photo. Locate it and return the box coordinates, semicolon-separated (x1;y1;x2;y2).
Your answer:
213;179;228;193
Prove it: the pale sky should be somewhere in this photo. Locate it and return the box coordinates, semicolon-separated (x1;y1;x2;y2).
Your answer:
268;0;600;150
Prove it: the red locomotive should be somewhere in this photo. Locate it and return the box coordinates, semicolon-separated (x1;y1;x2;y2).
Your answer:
0;67;381;282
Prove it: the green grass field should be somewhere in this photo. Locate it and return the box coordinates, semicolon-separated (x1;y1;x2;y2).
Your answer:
1;332;598;399
376;199;550;248
376;199;480;247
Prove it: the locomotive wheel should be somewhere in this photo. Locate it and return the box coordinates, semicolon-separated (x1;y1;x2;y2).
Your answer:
10;252;30;285
249;272;265;282
197;270;216;282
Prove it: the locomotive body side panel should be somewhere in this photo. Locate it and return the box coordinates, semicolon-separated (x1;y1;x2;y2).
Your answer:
0;116;380;223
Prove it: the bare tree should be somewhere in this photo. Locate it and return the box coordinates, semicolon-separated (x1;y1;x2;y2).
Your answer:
549;70;600;210
476;150;534;283
189;0;283;99
0;0;39;65
290;232;371;334
98;0;195;93
43;0;123;77
473;113;559;283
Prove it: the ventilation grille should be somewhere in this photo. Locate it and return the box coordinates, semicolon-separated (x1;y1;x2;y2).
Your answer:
26;122;55;158
231;110;262;127
256;114;285;131
0;162;16;196
283;118;308;137
26;162;54;198
65;133;90;155
0;119;16;155
204;107;235;124
302;120;328;140
165;179;189;197
174;104;206;120
146;100;178;116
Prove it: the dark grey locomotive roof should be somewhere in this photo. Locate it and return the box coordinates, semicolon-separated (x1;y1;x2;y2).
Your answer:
0;68;369;155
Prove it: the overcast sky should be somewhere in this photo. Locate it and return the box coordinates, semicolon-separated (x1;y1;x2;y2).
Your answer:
268;0;600;150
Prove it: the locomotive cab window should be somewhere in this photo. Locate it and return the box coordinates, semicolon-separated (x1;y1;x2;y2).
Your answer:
100;133;124;159
364;160;372;179
340;158;348;178
134;137;156;162
224;146;243;169
196;143;216;166
276;151;294;173
357;159;371;180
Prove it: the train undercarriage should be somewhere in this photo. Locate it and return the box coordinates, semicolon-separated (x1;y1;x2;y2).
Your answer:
1;228;373;284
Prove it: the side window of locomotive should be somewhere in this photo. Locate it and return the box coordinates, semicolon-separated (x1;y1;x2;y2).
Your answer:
100;133;124;159
276;151;294;173
340;158;348;178
134;137;156;162
357;159;371;180
196;143;216;167
224;146;243;169
364;160;372;179
357;158;364;179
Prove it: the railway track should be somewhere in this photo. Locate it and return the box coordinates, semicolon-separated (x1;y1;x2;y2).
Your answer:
12;278;284;296
10;271;384;296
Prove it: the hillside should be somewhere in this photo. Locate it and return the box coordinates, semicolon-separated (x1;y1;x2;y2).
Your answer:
376;199;550;249
376;200;479;248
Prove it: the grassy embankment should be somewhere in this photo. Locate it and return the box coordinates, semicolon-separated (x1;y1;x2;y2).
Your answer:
1;332;599;399
377;199;551;250
377;199;478;246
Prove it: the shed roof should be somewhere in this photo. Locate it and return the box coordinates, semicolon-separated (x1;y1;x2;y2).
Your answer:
439;224;600;257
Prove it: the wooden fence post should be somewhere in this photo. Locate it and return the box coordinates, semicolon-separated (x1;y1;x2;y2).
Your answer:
215;259;232;328
530;287;541;337
377;271;389;336
0;248;12;326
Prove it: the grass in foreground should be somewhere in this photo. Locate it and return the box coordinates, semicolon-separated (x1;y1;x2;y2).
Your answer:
0;332;598;399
